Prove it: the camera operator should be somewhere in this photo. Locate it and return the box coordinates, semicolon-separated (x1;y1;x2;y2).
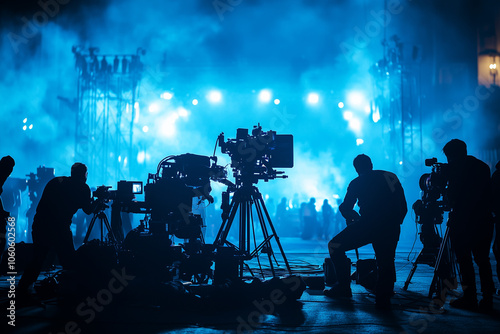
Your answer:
0;156;15;259
18;163;97;295
443;139;494;311
325;154;407;309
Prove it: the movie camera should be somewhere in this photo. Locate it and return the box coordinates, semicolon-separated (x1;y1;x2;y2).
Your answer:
411;158;450;249
404;158;458;297
218;124;293;186
113;154;227;282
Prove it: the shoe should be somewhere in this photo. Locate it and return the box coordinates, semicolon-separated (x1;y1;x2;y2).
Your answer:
449;295;478;311
323;284;352;298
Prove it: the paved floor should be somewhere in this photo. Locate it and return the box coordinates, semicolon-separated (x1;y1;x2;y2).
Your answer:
1;237;499;334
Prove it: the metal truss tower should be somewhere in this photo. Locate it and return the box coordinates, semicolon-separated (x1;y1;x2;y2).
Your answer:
73;47;145;186
370;35;422;170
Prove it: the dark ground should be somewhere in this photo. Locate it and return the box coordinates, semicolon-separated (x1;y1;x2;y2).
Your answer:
1;238;499;334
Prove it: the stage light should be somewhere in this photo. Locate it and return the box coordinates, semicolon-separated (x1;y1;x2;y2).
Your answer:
23;118;27;123
274;99;280;105
118;156;122;162
23;125;27;131
142;125;149;133
347;91;365;108
29;124;33;130
356;138;364;146
307;92;319;105
258;89;272;103
343;111;353;121
372;109;381;123
490;63;497;70
348;118;361;133
178;107;188;118
207;90;222;103
399;161;403;165
137;151;146;164
161;92;173;100
192;99;199;105
338;102;344;109
148;103;160;113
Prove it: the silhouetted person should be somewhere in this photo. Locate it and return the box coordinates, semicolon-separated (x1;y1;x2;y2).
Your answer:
325;154;407;309
275;197;288;233
443;139;494;311
18;163;96;294
493;161;500;284
322;199;333;240
0;156;15;258
301;198;317;240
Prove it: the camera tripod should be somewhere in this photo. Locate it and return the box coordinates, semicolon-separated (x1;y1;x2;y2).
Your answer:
403;221;458;298
214;184;292;278
83;206;116;244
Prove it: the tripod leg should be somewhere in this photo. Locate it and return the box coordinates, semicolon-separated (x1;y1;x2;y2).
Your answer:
83;214;98;244
215;197;239;246
429;225;451;299
102;215;116;243
255;192;292;275
403;249;423;291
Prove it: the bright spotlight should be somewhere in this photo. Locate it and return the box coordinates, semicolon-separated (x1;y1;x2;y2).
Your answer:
338;102;344;109
160;115;178;137
148;103;160;113
274;99;280;105
348;118;362;133
307;92;319;105
29;124;33;130
372;109;381;123
177;107;188;118
23;118;27;124
347;91;365;108
258;89;272;103
356;138;364;146
23;125;27;131
343;111;353;121
142;125;149;133
399;161;403;165
161;92;173;100
490;63;497;70
137;151;146;164
192;99;199;106
207;90;222;103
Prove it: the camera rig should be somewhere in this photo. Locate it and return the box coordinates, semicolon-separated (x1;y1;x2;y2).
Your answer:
215;125;294;279
83;125;294;284
218;124;293;186
404;158;457;298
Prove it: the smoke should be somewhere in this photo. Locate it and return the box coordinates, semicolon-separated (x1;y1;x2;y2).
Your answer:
1;0;497;245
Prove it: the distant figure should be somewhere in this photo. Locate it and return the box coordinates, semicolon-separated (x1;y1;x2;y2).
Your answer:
18;163;96;294
443;139;494;311
275;197;288;232
493;161;500;283
332;199;344;237
301;198;317;240
321;199;333;240
325;154;407;309
0;156;15;258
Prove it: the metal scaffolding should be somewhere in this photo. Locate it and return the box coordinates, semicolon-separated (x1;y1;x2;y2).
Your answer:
370;35;422;170
73;46;145;186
